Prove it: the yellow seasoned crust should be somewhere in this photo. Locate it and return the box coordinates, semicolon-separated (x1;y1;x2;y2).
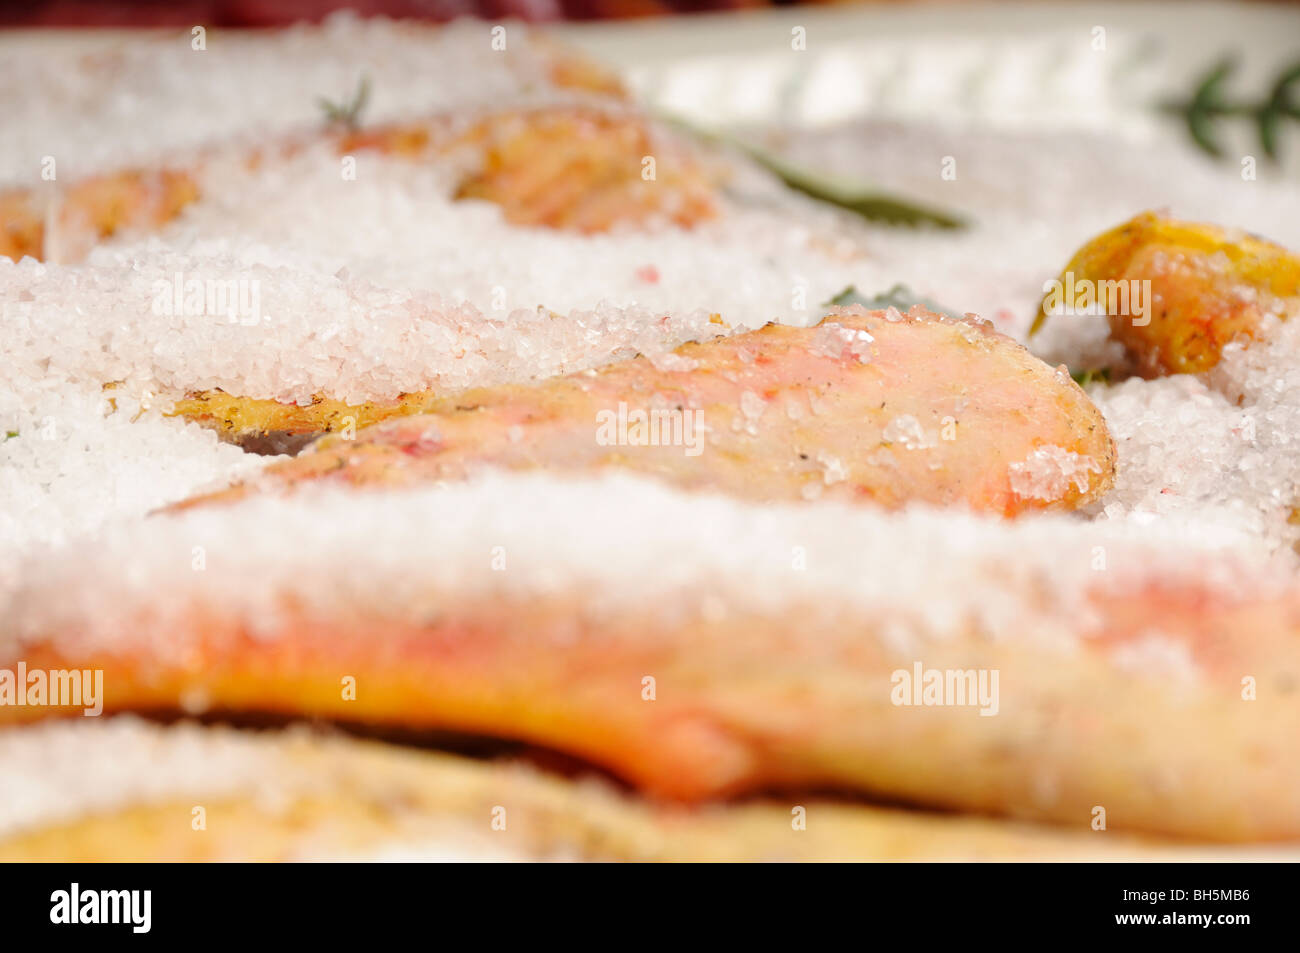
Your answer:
166;390;447;441
0;725;1175;863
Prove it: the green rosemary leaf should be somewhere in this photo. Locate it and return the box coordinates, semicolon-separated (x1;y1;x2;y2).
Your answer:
1070;367;1112;387
318;75;371;132
1187;57;1236;158
1166;58;1300;161
1261;61;1300;160
746;146;967;230
659;114;967;230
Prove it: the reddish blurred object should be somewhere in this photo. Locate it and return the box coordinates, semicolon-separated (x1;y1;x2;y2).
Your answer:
0;0;781;27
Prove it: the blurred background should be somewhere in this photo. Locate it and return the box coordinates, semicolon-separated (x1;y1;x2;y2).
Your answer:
0;0;1111;28
0;0;1284;27
1;2;1296;174
4;0;975;27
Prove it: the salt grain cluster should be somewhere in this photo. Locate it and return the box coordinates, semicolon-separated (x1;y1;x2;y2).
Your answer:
0;252;725;408
0;717;282;838
163;140;866;327
1089;315;1300;550
0;391;261;552
1009;445;1102;502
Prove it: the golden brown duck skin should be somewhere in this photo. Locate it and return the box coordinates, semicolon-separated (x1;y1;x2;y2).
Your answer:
173;307;1115;516
447;108;717;233
4;564;1297;842
0;168;200;263
1035;211;1300;376
0;105;716;263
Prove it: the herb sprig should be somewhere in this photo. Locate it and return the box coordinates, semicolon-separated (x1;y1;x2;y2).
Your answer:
1070;367;1112;388
824;283;963;318
318;75;372;132
1164;58;1300;160
661;115;967;230
750;147;967;230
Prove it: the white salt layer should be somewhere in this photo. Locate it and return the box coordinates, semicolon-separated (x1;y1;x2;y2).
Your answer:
2;472;1285;668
